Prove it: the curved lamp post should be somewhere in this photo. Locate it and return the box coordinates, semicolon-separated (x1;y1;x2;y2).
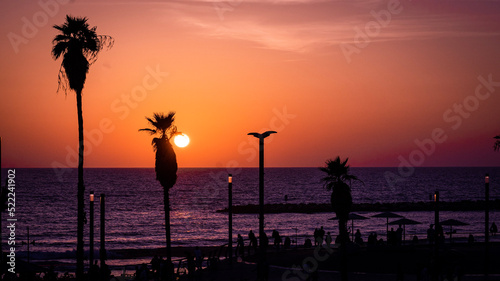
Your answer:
485;174;490;278
89;191;94;268
247;131;277;260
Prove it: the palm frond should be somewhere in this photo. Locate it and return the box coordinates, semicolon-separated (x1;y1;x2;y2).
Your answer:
138;128;157;135
140;112;178;146
145;117;157;127
56;65;69;94
319;156;362;188
493;135;500;152
52;41;70;59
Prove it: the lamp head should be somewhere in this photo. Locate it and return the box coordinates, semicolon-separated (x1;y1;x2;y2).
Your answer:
247;131;277;139
262;131;277;138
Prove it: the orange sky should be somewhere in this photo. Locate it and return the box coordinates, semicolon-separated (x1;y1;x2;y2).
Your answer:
1;0;500;168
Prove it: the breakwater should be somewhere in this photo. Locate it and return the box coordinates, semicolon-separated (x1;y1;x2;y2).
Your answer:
217;200;500;214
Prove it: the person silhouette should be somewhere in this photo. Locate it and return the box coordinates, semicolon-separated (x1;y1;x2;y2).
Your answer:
367;232;377;246
236;234;245;257
150;255;160;279
354;229;363;245
304;238;312;248
427;224;435;244
436;223;444;244
396;224;403;245
388;227;396;245
272;230;282;250
194;246;202;270
325;232;332;247
284;236;291;249
248;229;257;254
490;222;498;236
318;226;325;246
468;233;475;244
186;252;195;278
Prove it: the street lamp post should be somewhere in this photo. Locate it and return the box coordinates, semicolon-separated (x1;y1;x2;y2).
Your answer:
434;190;439;281
0;137;3;267
247;131;277;257
228;174;233;266
89;191;94;268
485;174;489;278
100;193;106;270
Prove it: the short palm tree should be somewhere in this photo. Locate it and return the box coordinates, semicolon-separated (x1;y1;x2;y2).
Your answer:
139;112;178;275
320;156;360;243
494;135;500;151
320;156;361;281
52;15;113;279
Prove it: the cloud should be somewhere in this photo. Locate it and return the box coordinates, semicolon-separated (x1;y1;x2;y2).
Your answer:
144;0;500;53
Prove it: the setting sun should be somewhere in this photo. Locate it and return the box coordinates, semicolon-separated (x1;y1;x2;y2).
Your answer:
174;133;190;148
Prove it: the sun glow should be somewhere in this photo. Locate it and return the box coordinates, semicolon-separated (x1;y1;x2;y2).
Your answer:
174;133;190;148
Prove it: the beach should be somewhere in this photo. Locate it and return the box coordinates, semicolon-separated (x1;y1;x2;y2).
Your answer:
99;241;500;281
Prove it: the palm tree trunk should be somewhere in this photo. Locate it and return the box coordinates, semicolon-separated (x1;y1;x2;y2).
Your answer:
339;219;349;281
164;187;172;280
76;90;85;281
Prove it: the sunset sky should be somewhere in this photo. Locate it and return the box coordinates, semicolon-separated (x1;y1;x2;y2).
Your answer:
1;0;500;168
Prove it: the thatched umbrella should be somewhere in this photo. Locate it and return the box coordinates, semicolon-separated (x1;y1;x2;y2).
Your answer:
389;218;422;243
372;212;403;240
440;219;469;242
330;213;370;241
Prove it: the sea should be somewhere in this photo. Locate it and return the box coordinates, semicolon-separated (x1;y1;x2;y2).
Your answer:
1;167;500;269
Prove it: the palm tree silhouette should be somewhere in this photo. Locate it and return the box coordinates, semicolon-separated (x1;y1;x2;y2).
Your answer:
52;15;113;279
494;135;500;151
139;112;178;277
320;156;361;281
320;157;360;242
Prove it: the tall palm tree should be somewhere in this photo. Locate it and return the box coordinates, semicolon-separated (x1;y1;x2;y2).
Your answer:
139;112;178;277
494;135;500;151
320;156;361;281
52;15;113;280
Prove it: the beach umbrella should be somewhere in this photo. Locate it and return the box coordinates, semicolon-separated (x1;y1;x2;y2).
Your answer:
389;218;422;243
372;212;403;240
440;219;469;242
329;213;370;241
